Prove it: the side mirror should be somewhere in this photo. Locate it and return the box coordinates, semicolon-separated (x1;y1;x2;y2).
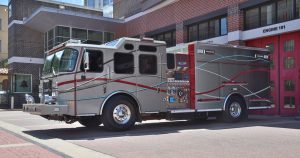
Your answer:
84;51;90;71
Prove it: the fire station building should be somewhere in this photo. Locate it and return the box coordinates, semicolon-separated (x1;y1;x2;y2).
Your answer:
8;0;300;116
113;0;300;116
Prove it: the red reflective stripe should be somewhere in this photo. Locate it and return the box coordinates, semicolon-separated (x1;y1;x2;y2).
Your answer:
58;78;166;93
195;85;225;95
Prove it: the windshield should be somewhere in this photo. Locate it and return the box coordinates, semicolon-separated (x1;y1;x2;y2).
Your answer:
43;48;78;76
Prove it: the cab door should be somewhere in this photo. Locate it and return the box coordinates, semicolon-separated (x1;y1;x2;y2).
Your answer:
75;49;107;115
136;52;163;112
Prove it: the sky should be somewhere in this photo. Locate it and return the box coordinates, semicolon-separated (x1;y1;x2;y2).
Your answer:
0;0;8;5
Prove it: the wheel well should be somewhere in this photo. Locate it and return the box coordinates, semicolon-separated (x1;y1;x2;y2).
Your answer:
223;93;247;110
101;93;142;121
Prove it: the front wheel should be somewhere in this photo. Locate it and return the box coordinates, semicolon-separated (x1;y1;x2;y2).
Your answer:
102;96;137;131
220;97;247;122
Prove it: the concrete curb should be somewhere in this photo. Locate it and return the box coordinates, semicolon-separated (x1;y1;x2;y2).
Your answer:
0;109;22;112
0;120;114;158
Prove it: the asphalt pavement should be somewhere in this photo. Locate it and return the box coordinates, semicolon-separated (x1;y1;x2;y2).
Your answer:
0;110;300;158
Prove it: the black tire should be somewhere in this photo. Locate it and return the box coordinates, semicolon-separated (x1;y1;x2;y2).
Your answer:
79;116;102;128
221;97;248;122
102;95;137;131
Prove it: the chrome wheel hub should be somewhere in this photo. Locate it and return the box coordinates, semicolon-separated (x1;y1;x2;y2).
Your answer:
229;102;242;118
113;104;131;124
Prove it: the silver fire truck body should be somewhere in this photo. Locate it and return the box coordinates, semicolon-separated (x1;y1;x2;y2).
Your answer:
165;42;272;121
23;38;272;131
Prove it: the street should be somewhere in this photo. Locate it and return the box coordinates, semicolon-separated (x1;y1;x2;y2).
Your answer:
0;110;300;158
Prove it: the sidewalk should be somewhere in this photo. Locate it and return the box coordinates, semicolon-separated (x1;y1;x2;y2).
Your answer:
0;129;65;158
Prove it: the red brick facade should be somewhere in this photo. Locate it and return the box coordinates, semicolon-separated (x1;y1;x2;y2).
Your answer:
120;0;247;44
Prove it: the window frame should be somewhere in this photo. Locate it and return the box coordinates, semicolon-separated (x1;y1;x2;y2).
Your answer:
12;73;32;93
284;96;296;108
187;16;227;42
284;80;295;91
114;52;135;74
284;56;295;69
81;49;104;73
138;54;158;75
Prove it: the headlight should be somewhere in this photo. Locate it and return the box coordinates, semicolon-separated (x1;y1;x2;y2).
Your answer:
25;94;35;104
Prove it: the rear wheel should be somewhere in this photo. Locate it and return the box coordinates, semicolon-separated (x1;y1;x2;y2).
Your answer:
102;96;137;131
79;116;102;128
221;96;247;122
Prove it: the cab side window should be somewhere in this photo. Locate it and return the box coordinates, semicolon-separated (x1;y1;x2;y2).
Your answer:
139;54;157;75
81;50;103;72
114;53;134;74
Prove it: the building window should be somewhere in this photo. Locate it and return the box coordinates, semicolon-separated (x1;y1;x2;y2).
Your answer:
284;80;295;91
55;26;70;45
44;33;47;51
188;25;198;42
284;96;295;108
72;28;87;40
284;56;295;69
198;22;209;40
0;19;2;30
151;30;176;47
13;74;32;93
284;40;295;52
47;29;54;50
104;32;115;43
164;32;173;47
261;3;276;26
139;55;157;75
8;4;12;18
220;17;228;35
208;19;220;38
114;53;134;74
245;7;260;30
277;0;294;22
244;0;298;30
88;30;103;44
188;16;227;42
297;0;300;18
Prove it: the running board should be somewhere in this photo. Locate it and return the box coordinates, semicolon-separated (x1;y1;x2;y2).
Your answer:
169;109;222;113
249;106;273;110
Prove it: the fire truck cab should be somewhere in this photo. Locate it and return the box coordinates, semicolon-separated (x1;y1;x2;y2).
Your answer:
23;38;272;131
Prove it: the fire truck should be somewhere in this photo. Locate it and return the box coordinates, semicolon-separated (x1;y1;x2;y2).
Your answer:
23;38;272;131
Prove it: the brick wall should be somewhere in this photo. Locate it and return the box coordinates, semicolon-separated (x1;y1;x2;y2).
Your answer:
123;0;248;45
8;63;43;108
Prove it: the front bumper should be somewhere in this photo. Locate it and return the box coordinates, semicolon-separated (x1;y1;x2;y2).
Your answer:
23;104;68;116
